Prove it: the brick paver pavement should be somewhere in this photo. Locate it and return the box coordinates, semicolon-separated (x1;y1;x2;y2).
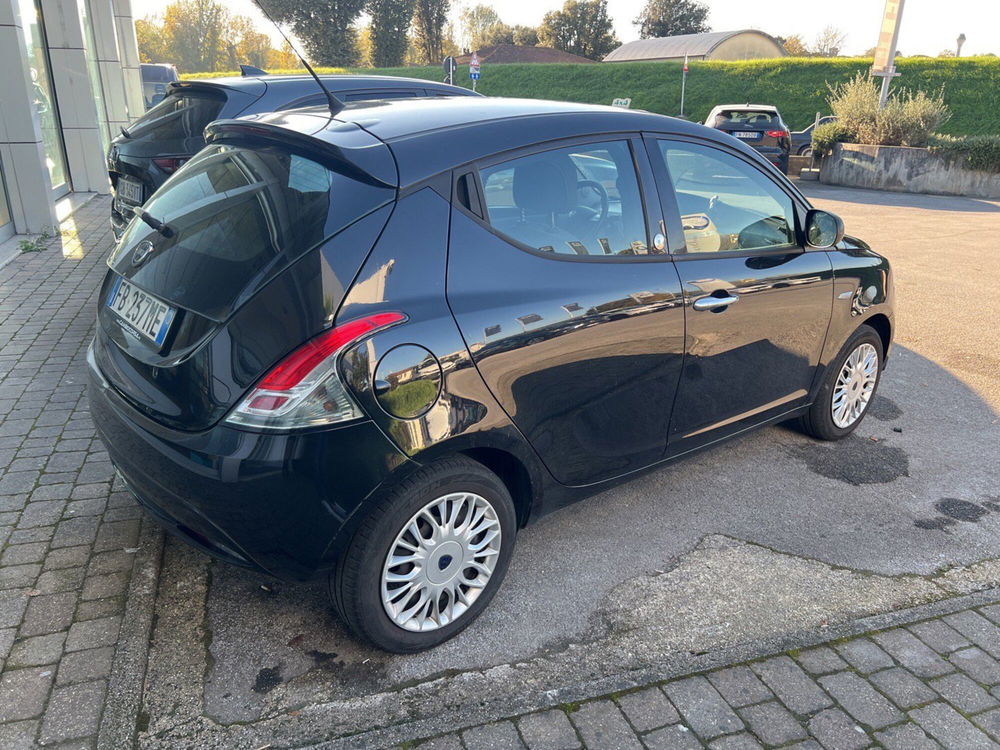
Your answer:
407;604;1000;749
0;197;144;747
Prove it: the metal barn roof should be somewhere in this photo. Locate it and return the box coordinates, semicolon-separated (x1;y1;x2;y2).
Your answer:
604;30;785;62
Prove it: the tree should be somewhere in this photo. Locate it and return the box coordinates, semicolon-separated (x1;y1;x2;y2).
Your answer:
813;25;847;57
538;0;619;61
161;0;228;72
633;0;708;40
368;0;415;67
511;25;539;46
938;49;956;57
224;15;272;69
461;4;504;50
780;34;809;57
266;42;300;70
135;18;168;63
412;0;449;64
265;0;368;66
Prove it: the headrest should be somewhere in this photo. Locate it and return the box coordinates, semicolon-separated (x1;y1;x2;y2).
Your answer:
513;155;576;214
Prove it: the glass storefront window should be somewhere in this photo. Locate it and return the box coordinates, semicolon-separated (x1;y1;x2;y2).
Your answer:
78;0;110;153
18;0;70;196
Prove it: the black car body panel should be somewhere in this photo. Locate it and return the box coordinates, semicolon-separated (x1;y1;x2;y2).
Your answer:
108;75;480;237
89;97;893;581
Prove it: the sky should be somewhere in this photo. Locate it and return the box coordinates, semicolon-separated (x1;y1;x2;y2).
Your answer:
130;0;1000;58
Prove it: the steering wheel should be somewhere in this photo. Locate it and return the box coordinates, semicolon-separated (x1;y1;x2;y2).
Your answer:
572;180;610;225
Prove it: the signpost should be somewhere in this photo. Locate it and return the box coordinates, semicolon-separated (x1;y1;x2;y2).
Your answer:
679;54;689;118
469;52;480;92
442;56;456;86
872;0;905;108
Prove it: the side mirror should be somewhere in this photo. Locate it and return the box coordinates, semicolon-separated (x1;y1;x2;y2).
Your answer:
805;209;845;249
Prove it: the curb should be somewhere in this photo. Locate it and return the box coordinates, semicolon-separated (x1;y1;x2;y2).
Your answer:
320;586;1000;749
97;515;165;750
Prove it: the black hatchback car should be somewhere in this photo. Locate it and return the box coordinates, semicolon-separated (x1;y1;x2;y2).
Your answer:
89;96;893;652
107;74;480;238
705;104;792;173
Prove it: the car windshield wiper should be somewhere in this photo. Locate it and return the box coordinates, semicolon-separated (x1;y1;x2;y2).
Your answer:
120;125;132;139
131;206;174;238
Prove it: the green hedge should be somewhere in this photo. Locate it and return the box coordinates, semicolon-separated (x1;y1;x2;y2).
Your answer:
930;134;1000;172
182;57;1000;135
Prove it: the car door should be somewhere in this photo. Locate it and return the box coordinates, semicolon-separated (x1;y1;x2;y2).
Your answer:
446;136;686;486
645;135;833;453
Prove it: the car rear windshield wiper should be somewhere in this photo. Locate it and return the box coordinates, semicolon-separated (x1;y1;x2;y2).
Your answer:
120;125;132;139
131;206;175;238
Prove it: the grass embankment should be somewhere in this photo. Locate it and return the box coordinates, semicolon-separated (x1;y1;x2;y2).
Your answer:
182;57;1000;135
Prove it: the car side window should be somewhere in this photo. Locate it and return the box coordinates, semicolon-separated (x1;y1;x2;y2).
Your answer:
478;140;652;257
342;90;418;101
658;140;796;254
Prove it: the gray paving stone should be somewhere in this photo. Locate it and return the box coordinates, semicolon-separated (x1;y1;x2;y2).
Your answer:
944;611;1000;659
55;645;115;686
39;679;106;744
869;667;938;709
874;628;955;678
0;667;54;721
617;687;679;732
569;700;642;749
641;724;700;750
64;615;120;652
19;591;76;637
662;676;744;739
818;671;903;729
81;571;128;600
50;515;99;548
7;632;65;668
14;500;61;529
463;722;529;750
875;722;941;750
929;672;999;713
750;656;833;715
517;710;581;750
0;563;41;590
0;588;29;628
834;637;895;673
0;541;48;567
0;719;41;750
33;566;85;594
708;733;762;750
415;735;464;750
795;646;847;675
951;647;1000;686
75;597;125;622
42;545;90;571
974;707;1000;743
87;549;135;575
910;620;973;654
707;666;772;707
911;701;997;750
737;701;807;745
0;626;14;663
808;707;871;750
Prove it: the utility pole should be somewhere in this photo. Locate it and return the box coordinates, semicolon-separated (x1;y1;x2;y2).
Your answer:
957;33;966;57
679;54;688;118
872;0;905;109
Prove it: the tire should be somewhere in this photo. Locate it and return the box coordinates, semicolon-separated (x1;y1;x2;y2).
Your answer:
778;155;790;174
330;456;517;653
798;145;813;157
797;324;884;441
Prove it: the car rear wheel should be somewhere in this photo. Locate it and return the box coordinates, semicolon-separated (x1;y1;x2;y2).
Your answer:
798;145;813;157
797;324;883;441
330;456;516;653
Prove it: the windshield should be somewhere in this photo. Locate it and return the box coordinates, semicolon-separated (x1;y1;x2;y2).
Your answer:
712;110;779;128
127;90;225;141
109;142;395;319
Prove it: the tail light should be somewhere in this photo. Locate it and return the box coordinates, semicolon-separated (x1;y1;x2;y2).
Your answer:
225;312;406;430
765;129;789;139
152;157;187;174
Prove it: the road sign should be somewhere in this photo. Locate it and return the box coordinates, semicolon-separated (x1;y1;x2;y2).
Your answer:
470;72;480;80
872;0;906;108
611;98;631;108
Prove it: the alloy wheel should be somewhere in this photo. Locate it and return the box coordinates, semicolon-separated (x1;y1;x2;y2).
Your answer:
831;342;879;428
381;492;502;632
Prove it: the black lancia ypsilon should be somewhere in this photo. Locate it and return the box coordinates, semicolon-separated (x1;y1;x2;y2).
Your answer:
89;97;894;652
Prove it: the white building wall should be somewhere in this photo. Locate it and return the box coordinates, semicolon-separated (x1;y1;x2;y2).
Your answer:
87;0;131;136
0;0;59;233
111;0;143;120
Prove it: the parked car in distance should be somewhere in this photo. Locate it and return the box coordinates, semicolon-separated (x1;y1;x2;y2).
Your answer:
705;104;791;173
792;115;838;156
107;73;481;238
140;63;178;110
89;97;893;653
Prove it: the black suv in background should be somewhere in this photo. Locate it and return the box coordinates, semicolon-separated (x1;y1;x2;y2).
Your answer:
704;104;791;173
108;74;480;238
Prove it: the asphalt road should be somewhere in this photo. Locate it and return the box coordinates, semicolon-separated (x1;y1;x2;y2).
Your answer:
139;183;1000;747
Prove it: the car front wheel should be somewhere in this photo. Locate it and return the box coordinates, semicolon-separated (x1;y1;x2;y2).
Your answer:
797;324;883;440
330;456;517;653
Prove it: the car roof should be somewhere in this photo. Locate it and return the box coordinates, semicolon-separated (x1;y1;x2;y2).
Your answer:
176;74;474;96
217;96;757;188
709;104;779;112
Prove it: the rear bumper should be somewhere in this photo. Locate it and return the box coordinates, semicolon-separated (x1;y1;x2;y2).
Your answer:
87;341;412;580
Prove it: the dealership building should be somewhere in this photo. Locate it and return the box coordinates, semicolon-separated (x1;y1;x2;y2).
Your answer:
0;0;142;244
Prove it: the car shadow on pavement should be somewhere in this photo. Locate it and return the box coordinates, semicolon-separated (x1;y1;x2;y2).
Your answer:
140;343;1000;746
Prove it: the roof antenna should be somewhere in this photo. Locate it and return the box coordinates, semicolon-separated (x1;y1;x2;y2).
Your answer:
251;0;344;117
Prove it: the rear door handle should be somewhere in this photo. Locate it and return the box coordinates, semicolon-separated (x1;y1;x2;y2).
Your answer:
693;294;740;311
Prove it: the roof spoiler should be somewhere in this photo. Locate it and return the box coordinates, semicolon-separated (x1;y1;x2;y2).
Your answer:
204;119;397;189
240;65;269;76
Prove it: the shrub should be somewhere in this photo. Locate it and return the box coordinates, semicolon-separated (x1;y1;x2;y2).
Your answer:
929;134;1000;172
825;73;950;148
811;121;851;156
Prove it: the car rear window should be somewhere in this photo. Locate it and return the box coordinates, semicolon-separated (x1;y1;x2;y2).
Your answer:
712;110;779;128
141;65;176;83
127;90;225;140
108;142;394;320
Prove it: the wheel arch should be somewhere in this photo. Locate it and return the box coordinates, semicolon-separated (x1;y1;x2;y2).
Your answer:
458;446;535;528
864;313;892;359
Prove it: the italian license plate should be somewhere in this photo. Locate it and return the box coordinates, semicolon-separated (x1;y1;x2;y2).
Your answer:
734;131;759;139
106;277;176;346
116;177;143;205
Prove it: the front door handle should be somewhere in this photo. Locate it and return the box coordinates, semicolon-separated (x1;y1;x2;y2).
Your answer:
693;294;740;311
